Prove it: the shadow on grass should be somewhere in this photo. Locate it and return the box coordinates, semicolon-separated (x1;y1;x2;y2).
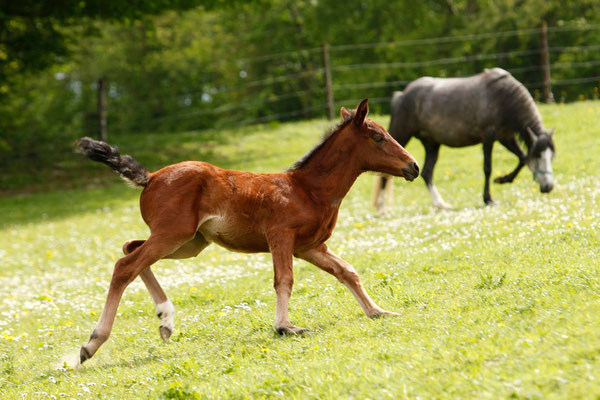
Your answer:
0;123;289;227
4;128;237;191
0;183;138;228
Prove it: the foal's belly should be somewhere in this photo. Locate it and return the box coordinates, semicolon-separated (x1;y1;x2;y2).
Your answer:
198;216;270;253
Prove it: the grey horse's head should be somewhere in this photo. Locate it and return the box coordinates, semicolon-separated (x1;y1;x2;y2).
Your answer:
526;127;555;193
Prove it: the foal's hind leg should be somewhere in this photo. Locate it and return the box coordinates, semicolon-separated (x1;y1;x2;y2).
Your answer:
123;235;209;341
124;234;209;260
138;268;174;341
80;232;196;364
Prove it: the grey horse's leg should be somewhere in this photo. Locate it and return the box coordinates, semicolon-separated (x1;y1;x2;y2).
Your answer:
372;175;393;212
482;132;496;205
421;140;451;209
495;136;526;184
373;128;412;213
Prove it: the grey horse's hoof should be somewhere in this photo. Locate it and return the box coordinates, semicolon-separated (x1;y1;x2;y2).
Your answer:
494;176;513;184
159;325;172;342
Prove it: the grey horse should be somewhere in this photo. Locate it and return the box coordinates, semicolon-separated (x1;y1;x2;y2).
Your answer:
374;68;555;210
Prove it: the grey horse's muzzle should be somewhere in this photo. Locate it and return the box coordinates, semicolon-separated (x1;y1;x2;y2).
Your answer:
535;169;554;193
540;183;553;193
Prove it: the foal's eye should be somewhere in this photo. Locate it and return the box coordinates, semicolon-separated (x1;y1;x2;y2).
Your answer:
373;135;385;143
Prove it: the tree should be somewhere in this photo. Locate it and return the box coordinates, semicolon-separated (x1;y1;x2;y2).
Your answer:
0;0;245;87
2;0;599;191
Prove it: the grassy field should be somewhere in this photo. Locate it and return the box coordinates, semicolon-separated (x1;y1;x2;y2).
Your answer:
1;101;599;399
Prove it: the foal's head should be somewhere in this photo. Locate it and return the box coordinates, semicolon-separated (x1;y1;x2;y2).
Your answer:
526;127;555;193
341;99;420;181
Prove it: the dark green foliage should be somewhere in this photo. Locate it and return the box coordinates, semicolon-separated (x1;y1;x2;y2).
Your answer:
1;0;599;192
0;0;243;80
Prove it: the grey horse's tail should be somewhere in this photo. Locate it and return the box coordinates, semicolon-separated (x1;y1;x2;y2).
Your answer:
391;91;404;108
75;137;150;187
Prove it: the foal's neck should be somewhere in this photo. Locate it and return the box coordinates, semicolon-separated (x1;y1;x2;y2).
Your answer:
290;129;362;206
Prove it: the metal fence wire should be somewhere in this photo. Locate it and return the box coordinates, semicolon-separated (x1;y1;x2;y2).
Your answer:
2;23;600;174
94;23;599;135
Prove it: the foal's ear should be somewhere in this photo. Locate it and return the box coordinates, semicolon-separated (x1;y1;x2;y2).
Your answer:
341;107;352;119
548;128;554;137
354;98;369;126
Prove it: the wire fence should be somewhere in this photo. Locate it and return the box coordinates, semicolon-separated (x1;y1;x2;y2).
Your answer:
94;22;600;135
3;23;600;168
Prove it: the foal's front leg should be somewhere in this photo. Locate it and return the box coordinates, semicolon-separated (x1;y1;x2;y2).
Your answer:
269;234;306;334
297;244;398;318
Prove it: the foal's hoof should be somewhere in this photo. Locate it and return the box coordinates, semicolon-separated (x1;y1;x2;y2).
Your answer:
484;199;498;206
159;325;172;342
80;346;92;364
276;325;307;335
370;310;401;318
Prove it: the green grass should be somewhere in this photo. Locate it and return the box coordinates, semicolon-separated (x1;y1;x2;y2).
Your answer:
1;102;599;399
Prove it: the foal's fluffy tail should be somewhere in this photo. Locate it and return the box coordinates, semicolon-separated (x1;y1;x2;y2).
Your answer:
75;137;150;187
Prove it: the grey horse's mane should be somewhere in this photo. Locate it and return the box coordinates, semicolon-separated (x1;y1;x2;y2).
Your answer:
487;70;544;147
287;112;355;171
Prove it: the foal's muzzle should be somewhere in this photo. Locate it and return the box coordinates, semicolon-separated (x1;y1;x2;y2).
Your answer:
540;183;553;193
401;162;420;181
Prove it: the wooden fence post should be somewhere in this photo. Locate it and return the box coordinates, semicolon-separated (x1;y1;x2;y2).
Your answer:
540;21;554;103
322;43;335;120
97;77;107;141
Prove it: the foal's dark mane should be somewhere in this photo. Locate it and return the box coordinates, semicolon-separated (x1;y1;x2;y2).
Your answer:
287;112;355;171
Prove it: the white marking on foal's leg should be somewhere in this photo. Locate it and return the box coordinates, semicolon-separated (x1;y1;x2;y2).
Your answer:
156;300;175;341
274;287;305;334
274;291;290;328
428;184;452;209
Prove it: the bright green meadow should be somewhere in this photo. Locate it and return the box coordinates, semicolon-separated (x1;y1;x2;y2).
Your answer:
0;102;599;399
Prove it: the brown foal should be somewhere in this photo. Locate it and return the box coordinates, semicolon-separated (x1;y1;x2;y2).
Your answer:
76;99;419;364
